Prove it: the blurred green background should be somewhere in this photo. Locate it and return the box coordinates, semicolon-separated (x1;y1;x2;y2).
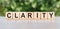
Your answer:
0;0;60;16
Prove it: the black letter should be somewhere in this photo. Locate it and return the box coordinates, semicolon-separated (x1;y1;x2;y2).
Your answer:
28;13;32;18
49;13;53;18
21;13;25;18
15;13;18;18
7;13;11;18
42;13;46;18
37;13;38;18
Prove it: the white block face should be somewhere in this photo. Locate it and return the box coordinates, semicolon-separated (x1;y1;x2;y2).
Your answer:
20;12;27;20
34;12;40;20
13;12;19;20
26;12;34;20
40;12;48;20
6;12;12;20
48;12;55;20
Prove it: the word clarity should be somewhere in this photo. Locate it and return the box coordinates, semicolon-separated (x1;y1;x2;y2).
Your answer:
6;12;55;20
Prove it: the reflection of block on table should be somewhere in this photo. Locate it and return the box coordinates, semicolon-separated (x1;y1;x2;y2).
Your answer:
20;12;27;20
6;12;12;20
26;12;34;20
13;12;19;20
34;12;40;20
48;12;55;20
40;12;48;20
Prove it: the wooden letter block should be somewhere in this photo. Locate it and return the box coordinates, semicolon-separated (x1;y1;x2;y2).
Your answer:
13;12;19;20
34;12;40;20
27;12;34;20
48;12;55;20
6;12;12;20
20;12;27;20
40;12;48;20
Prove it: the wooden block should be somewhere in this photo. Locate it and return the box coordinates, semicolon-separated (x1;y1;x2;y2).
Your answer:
20;12;27;20
33;12;41;20
26;12;34;20
47;12;55;20
6;12;12;20
13;12;19;20
40;12;48;20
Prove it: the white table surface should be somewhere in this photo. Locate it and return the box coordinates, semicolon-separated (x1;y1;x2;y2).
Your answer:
0;16;60;29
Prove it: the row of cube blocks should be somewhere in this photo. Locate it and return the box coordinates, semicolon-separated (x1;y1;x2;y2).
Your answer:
6;12;55;20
